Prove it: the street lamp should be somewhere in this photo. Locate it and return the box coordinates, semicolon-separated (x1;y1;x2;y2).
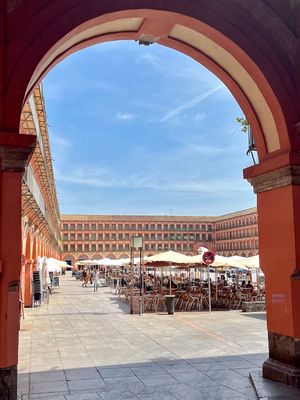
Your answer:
131;235;144;315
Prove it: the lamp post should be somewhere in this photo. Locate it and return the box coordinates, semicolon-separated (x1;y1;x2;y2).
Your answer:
131;235;143;315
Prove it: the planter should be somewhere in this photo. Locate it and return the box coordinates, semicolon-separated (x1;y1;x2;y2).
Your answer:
165;295;175;314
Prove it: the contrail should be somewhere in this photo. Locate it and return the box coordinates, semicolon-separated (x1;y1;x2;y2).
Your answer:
160;83;224;122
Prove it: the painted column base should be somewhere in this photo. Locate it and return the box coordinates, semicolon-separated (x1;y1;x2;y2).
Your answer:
0;365;17;400
263;332;300;388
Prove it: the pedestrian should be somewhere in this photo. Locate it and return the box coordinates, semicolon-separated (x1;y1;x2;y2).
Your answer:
94;271;100;292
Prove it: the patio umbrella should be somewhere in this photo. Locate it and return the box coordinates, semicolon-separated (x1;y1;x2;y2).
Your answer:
146;251;192;294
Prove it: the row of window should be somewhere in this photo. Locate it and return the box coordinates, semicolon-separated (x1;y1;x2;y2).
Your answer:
216;229;258;240
215;216;257;230
63;232;213;241
63;242;195;253
216;240;259;251
62;222;213;232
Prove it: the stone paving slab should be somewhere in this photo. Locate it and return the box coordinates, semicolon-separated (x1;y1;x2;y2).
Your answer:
17;273;278;400
249;371;300;399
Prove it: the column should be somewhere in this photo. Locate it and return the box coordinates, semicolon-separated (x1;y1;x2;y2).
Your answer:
245;156;300;387
24;259;33;307
0;133;35;400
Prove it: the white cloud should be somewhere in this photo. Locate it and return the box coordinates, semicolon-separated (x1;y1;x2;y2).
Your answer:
194;112;206;121
50;134;72;147
160;84;224;122
115;112;136;121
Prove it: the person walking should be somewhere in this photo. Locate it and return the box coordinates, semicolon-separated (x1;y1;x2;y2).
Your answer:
94;271;100;292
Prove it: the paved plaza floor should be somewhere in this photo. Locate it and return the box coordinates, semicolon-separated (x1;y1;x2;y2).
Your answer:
18;273;300;400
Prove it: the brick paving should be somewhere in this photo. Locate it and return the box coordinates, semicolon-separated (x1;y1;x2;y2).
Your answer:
17;273;300;399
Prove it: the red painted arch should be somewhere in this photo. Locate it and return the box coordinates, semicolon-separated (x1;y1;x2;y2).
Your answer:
1;1;299;162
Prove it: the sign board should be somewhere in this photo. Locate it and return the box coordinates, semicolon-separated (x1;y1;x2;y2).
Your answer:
202;251;215;265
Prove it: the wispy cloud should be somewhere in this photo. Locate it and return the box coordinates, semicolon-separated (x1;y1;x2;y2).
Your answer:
160;84;224;122
115;112;136;121
50;134;72;147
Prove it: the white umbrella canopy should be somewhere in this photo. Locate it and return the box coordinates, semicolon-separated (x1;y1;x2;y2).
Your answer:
146;250;192;266
242;255;260;269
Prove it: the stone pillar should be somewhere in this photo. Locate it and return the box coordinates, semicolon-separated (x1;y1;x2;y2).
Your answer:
0;133;35;400
245;156;300;388
24;259;33;307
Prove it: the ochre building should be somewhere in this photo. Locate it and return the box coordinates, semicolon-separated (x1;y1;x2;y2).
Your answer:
61;207;258;265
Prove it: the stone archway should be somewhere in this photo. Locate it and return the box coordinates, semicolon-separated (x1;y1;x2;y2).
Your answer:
1;1;300;396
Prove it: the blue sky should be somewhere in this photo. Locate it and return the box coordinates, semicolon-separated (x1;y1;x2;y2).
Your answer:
43;40;256;216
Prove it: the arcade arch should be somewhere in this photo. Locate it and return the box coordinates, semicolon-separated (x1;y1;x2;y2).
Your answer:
1;2;300;397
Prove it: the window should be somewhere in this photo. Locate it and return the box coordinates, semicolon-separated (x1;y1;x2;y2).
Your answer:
170;224;174;231
105;233;109;240
144;224;149;230
164;233;168;240
157;224;162;231
125;233;129;240
77;223;82;230
70;233;75;240
183;234;188;241
91;223;96;230
98;244;103;251
144;233;149;240
84;223;89;230
183;244;187;251
189;244;193;250
176;234;182;240
151;224;155;231
63;233;68;240
77;244;82;252
70;224;75;230
112;233;116;240
170;243;175;250
84;244;89;251
138;224;142;230
70;244;75;251
164;244;169;251
119;244;123;251
170;234;175;240
202;233;206;240
125;224;129;230
195;234;200;241
118;233;123;240
202;224;206;231
112;224;116;230
157;234;162;240
125;244;129;251
84;233;89;240
183;224;187;231
188;224;193;231
145;244;149;251
151;243;156;250
118;224;123;230
151;233;155;240
177;244;181;251
112;244;116;251
176;224;181;231
98;233;103;240
105;244;110;251
164;224;168;231
78;233;82;240
98;224;103;230
208;234;212;241
91;244;96;251
91;233;96;240
189;234;194;241
195;224;200;231
63;223;68;230
105;223;109;230
157;243;162;251
131;224;136;231
63;244;68;251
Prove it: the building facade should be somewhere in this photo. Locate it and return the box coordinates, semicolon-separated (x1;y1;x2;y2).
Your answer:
215;208;258;257
20;84;62;306
61;208;258;265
